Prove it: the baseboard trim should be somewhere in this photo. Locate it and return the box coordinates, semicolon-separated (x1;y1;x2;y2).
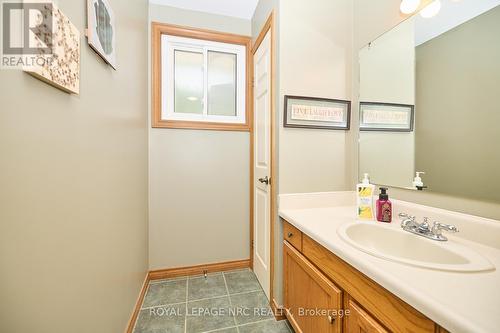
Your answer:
125;273;150;333
126;259;251;332
148;259;251;281
271;298;287;321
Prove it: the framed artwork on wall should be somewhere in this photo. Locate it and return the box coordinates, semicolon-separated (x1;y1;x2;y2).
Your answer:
87;0;117;69
24;3;80;94
359;102;414;132
284;95;351;130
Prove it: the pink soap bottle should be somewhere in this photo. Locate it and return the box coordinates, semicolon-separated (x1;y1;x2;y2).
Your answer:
376;187;392;223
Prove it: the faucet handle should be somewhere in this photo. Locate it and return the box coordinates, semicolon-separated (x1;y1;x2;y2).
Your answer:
399;213;416;229
431;222;459;236
398;213;415;220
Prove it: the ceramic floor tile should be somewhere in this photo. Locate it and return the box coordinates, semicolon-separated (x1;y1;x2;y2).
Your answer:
238;319;291;333
134;269;289;333
207;327;239;333
230;290;273;325
223;270;262;294
142;280;187;308
133;305;185;333
186;296;235;333
188;273;227;301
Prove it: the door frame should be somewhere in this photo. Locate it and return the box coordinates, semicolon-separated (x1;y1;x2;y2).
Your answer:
250;11;276;306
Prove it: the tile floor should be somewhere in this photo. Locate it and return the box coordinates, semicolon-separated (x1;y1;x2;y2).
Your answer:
133;268;294;333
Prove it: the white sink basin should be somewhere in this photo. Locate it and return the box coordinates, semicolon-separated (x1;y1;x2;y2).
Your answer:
338;222;494;272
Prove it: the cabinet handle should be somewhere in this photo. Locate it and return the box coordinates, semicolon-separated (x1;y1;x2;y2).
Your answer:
328;315;335;324
287;232;293;238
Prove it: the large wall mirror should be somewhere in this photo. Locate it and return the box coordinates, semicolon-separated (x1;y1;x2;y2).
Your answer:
358;1;500;203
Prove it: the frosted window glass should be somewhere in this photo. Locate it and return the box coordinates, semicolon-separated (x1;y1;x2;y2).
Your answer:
174;50;204;114
208;51;236;116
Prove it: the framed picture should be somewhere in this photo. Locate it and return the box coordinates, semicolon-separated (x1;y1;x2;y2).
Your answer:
284;95;351;130
87;0;117;69
24;3;80;94
359;102;414;132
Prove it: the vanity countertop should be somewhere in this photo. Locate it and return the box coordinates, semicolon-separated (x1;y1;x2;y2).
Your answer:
278;192;500;333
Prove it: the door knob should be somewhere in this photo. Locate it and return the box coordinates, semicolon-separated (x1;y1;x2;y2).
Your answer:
258;176;270;185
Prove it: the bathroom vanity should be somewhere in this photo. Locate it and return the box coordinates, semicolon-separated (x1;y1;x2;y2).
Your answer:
279;192;500;333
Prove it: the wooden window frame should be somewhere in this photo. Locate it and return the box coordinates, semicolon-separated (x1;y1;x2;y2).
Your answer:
152;22;252;131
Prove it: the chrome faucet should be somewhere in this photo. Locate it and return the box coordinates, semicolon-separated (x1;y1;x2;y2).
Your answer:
398;213;458;241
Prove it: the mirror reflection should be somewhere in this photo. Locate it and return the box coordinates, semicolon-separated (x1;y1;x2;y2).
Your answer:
358;1;500;203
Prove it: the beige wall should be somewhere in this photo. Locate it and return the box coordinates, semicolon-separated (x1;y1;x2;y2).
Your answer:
0;0;149;332
359;18;415;188
279;0;353;194
252;0;354;305
415;6;500;203
354;0;500;221
275;0;353;305
148;4;252;269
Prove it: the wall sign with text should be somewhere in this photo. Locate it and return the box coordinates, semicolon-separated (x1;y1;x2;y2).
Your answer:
284;95;351;130
359;102;414;132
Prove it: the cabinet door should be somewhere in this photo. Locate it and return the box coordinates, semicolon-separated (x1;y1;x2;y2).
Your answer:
345;296;388;333
284;241;342;333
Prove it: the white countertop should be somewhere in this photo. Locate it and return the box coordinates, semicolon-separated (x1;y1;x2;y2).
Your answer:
278;192;500;333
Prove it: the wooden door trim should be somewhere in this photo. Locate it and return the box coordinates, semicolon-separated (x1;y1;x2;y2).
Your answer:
250;11;276;307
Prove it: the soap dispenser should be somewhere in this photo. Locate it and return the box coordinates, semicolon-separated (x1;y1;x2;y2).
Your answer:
376;187;392;223
412;172;427;190
357;173;375;220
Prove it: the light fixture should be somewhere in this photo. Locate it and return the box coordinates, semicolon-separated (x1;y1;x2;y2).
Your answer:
420;0;442;18
187;96;198;101
400;0;421;14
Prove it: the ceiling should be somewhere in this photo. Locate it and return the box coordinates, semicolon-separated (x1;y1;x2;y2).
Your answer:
415;0;500;45
149;0;260;20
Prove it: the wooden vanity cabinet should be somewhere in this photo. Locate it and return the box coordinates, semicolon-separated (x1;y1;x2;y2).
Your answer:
284;241;342;333
283;221;303;251
282;220;445;333
344;296;388;333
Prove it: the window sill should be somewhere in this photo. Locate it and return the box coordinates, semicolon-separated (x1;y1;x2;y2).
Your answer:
152;119;250;132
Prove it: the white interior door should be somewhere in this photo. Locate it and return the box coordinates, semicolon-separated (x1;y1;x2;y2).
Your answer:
253;31;271;300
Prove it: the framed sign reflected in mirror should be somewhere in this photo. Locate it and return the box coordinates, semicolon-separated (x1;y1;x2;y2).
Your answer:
360;102;414;132
284;95;351;130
